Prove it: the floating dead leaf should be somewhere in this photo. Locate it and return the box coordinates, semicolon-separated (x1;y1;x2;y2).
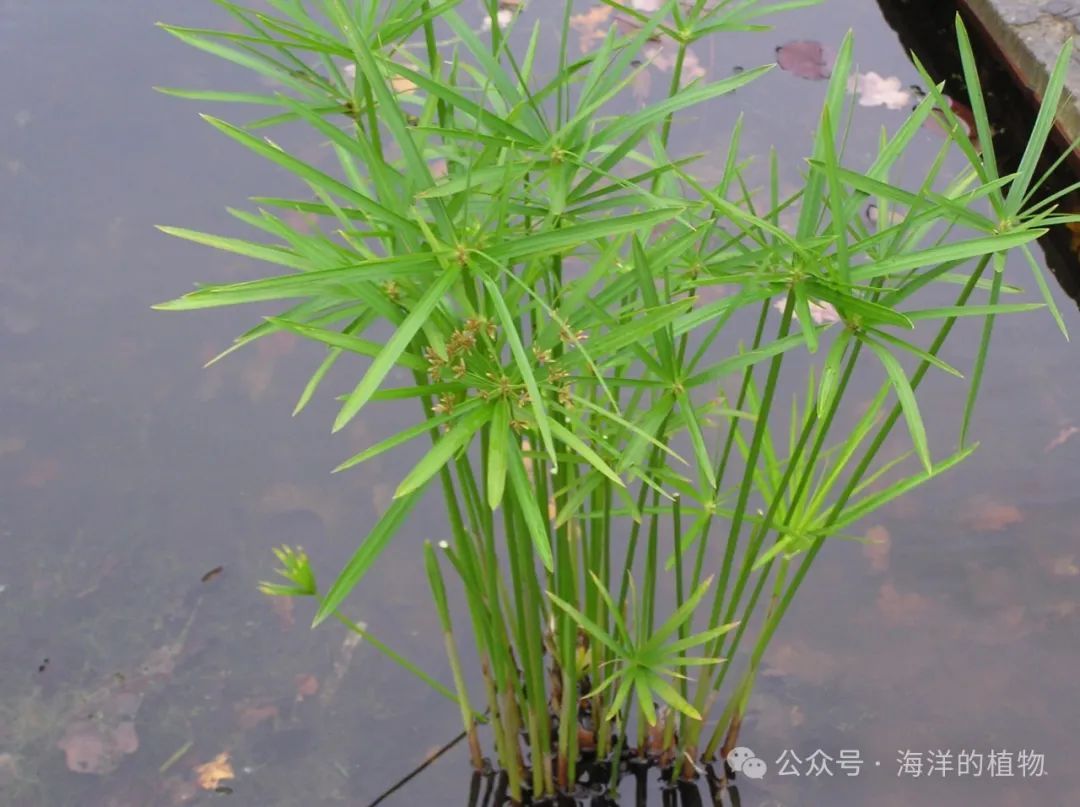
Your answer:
1045;424;1080;453
1052;555;1079;577
194;752;235;791
849;71;911;110
294;674;319;702
776;40;832;80
958;495;1023;532
234;699;279;731
876;582;930;626
570;6;614;53
862;525;891;573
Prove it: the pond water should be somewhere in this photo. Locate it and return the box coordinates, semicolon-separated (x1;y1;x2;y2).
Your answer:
1;1;1078;805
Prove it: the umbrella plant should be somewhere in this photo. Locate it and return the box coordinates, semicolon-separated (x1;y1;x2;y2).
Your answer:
156;0;1077;800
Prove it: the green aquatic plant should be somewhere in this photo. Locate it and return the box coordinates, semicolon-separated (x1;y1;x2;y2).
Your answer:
157;0;1077;799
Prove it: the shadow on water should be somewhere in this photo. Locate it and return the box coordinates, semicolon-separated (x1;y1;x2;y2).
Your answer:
876;0;1080;305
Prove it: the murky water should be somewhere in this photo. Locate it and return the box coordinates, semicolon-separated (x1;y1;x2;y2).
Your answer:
1;1;1078;805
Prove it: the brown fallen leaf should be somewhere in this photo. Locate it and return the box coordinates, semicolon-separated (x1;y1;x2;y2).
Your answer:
294;674;319;702
958;495;1023;532
194;752;235;791
862;525;891;573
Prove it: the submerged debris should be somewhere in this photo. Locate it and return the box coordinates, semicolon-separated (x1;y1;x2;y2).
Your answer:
56;601;199;774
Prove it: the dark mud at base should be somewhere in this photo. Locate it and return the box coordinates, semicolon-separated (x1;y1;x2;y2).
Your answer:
1;1;1079;805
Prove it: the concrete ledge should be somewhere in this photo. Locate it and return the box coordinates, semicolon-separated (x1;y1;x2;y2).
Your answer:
958;0;1080;148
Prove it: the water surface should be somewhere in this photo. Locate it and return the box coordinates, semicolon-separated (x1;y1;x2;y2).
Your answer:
1;1;1078;805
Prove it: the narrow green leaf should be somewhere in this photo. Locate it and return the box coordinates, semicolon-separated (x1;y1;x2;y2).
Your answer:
313;488;425;625
487;399;511;509
508;440;553;571
482;276;557;467
334;265;461;432
864;339;931;471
